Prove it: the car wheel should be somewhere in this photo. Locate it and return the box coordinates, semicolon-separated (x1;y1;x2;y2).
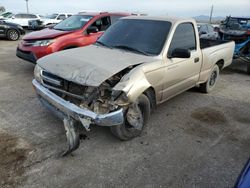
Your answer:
7;29;20;41
110;94;151;140
200;64;220;93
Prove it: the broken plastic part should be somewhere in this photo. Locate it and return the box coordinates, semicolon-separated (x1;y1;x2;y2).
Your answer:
79;117;92;131
61;118;80;156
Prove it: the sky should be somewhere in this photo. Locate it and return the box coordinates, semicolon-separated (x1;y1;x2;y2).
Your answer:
1;0;249;17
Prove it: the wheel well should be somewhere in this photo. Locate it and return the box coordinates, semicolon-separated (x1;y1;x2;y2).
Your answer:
143;87;156;110
216;60;224;70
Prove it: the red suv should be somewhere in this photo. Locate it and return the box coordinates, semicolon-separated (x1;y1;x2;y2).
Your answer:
16;12;129;63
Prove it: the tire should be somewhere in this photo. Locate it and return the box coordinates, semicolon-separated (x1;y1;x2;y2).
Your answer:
110;94;151;140
200;65;220;93
247;63;250;75
7;29;20;41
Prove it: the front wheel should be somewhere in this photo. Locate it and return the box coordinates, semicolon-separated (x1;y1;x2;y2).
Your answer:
200;65;220;93
7;29;20;41
110;94;151;140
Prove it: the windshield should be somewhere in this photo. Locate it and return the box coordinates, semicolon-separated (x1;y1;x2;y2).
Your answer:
46;14;58;19
97;19;172;55
54;15;93;31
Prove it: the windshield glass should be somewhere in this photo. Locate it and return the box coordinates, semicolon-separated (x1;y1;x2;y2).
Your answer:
46;14;58;19
54;15;93;31
97;19;172;55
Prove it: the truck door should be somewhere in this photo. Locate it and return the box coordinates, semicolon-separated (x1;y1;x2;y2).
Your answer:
162;22;202;100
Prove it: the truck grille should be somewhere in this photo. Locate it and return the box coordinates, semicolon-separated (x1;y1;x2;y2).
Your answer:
41;71;63;88
41;71;87;102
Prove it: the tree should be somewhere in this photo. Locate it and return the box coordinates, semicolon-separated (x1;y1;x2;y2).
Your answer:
0;6;6;13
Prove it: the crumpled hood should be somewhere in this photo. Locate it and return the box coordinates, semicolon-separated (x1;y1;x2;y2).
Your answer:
23;28;72;40
38;45;156;87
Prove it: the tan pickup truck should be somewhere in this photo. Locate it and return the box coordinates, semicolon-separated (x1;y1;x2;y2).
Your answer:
32;16;235;155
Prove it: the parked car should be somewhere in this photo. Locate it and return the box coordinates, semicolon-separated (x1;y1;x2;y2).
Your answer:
6;13;43;27
235;158;250;188
32;16;235;155
42;13;72;26
16;12;129;63
27;13;72;30
197;23;219;39
0;20;25;40
0;12;14;20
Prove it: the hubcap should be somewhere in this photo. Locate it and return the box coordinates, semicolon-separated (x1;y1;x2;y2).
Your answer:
209;71;217;86
9;31;18;40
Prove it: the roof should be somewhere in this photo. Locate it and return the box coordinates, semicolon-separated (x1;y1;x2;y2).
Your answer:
122;16;195;24
78;12;129;16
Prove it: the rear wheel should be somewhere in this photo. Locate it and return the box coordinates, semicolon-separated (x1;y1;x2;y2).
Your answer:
200;65;220;93
110;94;151;140
7;29;20;41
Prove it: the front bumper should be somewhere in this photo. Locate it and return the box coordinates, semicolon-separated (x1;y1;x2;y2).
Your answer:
16;48;37;64
32;79;124;130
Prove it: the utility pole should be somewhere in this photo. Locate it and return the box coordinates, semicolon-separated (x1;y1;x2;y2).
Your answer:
209;5;213;24
25;0;29;13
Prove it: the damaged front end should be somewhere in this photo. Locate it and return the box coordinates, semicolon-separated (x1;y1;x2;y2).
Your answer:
33;65;133;155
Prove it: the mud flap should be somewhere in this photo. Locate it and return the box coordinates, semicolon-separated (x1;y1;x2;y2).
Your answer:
61;118;80;156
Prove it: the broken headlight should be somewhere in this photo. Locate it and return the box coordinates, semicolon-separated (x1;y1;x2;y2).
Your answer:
34;65;43;83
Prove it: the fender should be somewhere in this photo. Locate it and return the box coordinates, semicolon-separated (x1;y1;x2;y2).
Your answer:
113;66;152;103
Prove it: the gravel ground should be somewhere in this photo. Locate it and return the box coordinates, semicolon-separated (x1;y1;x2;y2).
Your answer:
0;39;249;188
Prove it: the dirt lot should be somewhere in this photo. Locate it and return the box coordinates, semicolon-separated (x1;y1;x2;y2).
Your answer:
0;39;250;188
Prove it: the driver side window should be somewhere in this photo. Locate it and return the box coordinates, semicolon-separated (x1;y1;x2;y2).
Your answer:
90;16;111;32
168;23;196;56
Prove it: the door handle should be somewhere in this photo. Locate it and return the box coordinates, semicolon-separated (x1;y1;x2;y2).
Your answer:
194;57;199;63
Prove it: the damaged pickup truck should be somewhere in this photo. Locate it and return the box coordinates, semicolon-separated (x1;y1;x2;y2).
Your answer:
32;16;235;155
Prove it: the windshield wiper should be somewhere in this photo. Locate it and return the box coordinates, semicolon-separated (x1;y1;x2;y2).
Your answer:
95;41;112;48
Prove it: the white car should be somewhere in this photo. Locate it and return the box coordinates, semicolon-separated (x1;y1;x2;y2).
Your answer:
197;23;219;40
0;12;14;20
42;13;72;26
6;13;44;27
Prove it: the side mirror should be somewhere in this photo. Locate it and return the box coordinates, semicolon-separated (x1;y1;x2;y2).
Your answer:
169;48;191;58
86;26;98;34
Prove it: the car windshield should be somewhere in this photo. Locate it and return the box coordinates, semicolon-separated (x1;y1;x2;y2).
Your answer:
54;15;93;31
97;19;172;56
46;14;58;19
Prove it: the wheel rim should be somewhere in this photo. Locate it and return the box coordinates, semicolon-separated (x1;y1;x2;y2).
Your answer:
126;102;144;130
9;31;18;40
209;70;217;87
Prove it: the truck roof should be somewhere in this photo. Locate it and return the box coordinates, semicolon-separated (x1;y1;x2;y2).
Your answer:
122;16;195;24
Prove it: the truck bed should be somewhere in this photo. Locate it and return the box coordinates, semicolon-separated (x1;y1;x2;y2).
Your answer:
200;38;231;49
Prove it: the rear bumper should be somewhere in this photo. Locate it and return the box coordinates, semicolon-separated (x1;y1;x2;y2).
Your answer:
32;79;124;130
16;48;37;63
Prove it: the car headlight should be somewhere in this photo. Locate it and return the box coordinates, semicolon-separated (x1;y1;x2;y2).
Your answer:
32;39;55;47
34;65;43;83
